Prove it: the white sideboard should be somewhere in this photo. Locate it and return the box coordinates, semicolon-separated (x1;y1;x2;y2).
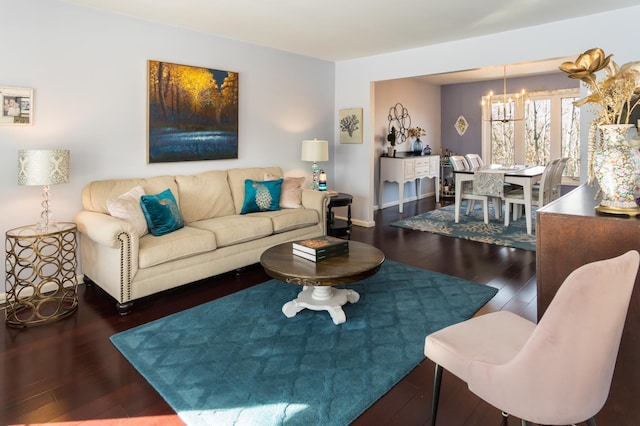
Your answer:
379;154;440;213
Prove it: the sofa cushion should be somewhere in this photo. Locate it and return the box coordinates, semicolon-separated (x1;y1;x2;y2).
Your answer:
265;173;305;209
175;170;235;223
228;167;283;214
248;208;320;233
240;178;283;214
189;215;274;247
140;189;184;236
138;226;217;268
81;175;178;214
106;185;149;237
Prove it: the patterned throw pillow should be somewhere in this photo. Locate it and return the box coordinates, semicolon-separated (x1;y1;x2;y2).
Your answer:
240;178;283;214
140;188;184;236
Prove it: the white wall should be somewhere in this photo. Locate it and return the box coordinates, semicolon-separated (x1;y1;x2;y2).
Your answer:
335;6;640;225
0;0;335;237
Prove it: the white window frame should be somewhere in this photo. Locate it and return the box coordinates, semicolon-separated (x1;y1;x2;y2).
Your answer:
482;88;580;179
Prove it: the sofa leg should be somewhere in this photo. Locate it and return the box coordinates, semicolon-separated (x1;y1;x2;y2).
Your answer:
117;301;133;316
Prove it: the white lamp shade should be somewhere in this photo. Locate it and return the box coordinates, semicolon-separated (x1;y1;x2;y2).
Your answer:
18;149;70;186
301;139;329;162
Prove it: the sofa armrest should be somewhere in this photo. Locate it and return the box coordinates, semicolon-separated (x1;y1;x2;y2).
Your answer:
301;189;330;234
74;210;138;248
73;210;140;306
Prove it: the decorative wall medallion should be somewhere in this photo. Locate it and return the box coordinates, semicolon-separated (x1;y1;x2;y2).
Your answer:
454;115;468;136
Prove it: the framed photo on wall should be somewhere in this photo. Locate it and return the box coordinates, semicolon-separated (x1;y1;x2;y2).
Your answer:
0;86;33;125
147;60;239;163
339;107;363;144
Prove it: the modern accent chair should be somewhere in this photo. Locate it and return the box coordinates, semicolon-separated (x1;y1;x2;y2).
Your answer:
424;250;640;426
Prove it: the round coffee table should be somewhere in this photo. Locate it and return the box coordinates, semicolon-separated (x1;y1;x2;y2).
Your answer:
260;240;385;324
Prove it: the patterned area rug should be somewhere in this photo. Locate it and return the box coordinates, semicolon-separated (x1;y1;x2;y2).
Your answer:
390;203;536;251
110;260;497;426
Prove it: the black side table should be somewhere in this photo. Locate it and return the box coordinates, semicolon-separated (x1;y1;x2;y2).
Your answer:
327;192;352;239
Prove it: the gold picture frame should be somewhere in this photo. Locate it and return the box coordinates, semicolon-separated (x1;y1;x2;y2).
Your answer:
339;107;363;144
0;86;33;125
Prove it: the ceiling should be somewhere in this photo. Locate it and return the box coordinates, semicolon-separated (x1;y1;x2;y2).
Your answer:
63;0;637;82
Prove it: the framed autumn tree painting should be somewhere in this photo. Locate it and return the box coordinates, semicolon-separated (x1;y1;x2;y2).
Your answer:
147;60;239;163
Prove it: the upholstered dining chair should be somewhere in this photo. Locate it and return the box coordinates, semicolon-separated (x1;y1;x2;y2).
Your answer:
464;153;503;219
424;250;639;426
502;157;567;231
464;153;484;168
450;155;489;223
549;157;569;202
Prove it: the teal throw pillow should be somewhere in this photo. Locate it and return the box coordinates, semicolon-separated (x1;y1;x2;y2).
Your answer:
240;178;283;214
140;188;184;236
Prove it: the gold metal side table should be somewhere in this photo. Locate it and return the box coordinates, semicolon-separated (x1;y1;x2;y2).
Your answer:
5;222;79;327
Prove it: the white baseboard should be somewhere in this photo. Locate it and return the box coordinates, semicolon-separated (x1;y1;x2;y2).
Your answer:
377;191;435;211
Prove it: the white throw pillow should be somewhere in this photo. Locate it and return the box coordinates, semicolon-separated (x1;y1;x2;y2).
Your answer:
264;173;304;209
106;185;149;237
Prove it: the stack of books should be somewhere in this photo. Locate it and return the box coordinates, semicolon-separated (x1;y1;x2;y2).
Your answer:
292;236;349;262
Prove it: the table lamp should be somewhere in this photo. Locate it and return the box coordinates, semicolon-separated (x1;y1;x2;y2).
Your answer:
301;139;328;190
18;149;70;231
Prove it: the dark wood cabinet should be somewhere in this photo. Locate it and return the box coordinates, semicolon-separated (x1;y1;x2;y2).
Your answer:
536;184;640;422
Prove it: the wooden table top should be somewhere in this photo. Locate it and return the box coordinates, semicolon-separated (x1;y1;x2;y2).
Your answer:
260;240;385;286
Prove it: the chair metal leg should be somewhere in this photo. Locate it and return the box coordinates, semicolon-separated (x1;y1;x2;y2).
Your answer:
521;420;533;426
431;364;443;426
587;417;597;426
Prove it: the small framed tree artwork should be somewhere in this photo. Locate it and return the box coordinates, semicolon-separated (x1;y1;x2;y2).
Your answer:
339;108;363;144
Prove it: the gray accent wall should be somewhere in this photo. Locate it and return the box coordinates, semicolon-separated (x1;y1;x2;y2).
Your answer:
441;73;579;156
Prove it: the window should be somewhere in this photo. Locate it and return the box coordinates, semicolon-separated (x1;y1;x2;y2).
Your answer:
482;88;580;182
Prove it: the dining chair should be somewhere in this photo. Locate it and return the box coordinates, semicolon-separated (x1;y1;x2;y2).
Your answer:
424;250;640;426
450;155;489;223
502;158;567;232
465;153;502;219
464;153;483;168
549;157;569;202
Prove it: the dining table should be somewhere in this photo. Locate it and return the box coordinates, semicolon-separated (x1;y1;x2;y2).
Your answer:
454;164;546;234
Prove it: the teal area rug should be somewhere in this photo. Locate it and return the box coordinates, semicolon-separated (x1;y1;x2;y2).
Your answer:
391;203;536;251
110;260;497;425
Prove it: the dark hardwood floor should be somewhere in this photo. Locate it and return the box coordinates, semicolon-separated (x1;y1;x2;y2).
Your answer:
0;196;594;425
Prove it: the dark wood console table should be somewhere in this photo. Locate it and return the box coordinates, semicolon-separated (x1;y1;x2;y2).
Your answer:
536;184;640;423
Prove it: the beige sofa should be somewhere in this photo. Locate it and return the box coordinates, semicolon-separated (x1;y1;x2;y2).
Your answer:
73;166;329;314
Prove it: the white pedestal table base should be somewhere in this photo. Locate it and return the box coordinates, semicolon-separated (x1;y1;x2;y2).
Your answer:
282;285;360;325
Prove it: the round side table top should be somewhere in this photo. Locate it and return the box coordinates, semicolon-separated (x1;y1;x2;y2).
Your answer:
260;240;385;286
6;222;76;238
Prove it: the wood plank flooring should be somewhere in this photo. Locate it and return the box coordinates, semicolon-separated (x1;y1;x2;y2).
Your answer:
0;197;602;425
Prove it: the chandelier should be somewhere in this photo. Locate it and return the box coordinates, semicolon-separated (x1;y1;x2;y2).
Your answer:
483;65;528;123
